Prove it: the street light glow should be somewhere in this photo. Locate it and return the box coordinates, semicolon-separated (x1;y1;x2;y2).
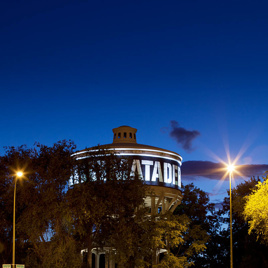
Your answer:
227;164;235;173
16;171;23;177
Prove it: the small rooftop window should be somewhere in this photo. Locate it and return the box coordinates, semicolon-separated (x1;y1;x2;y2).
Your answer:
112;126;137;144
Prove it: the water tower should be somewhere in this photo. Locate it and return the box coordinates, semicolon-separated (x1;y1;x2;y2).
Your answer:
70;126;183;267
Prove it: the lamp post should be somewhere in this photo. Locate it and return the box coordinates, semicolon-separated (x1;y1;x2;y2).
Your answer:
12;171;23;268
227;165;235;268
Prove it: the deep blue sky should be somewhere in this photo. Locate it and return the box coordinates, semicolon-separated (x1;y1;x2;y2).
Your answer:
1;0;268;202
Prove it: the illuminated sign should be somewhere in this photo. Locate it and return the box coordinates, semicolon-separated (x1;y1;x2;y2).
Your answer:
70;148;182;190
129;156;181;189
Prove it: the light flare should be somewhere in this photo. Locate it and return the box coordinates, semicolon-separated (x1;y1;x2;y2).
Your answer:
202;143;246;195
16;171;23;177
10;166;28;183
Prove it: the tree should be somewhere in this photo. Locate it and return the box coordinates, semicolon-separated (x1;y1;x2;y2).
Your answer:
0;144;209;267
0;140;80;267
244;172;268;243
66;149;209;267
174;183;213;267
152;212;208;268
66;148;151;268
0;145;34;265
218;175;268;268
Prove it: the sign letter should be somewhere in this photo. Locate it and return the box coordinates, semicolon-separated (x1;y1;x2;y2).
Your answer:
152;161;163;182
164;162;172;183
131;159;143;179
142;160;154;181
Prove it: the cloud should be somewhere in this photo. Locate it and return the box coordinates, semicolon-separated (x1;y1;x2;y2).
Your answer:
169;121;200;152
182;160;268;181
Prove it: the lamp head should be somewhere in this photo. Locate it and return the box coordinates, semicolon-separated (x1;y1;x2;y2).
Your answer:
16;171;23;178
227;164;235;173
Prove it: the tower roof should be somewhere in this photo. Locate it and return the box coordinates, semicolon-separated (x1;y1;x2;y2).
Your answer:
74;126;182;162
112;125;137;144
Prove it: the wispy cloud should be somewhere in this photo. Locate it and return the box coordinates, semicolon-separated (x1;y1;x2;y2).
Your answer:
182;160;268;180
169;120;200;152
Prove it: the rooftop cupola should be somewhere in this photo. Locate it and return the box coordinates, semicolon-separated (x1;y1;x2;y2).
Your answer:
112;126;137;144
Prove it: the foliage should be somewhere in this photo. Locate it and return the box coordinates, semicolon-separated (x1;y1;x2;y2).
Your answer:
6;143;266;267
153;253;188;268
26;234;81;268
0;143;211;267
220;175;268;268
174;183;211;266
244;172;268;242
67;148;150;267
152;212;208;268
0;144;153;267
174;180;268;268
0;140;77;266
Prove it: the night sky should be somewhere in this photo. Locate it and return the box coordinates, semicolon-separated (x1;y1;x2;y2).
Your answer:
1;0;268;203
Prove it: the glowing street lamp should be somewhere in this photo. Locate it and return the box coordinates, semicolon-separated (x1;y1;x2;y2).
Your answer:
12;171;24;268
227;164;235;268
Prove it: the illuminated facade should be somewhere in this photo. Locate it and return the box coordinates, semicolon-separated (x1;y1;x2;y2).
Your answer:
70;126;183;267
